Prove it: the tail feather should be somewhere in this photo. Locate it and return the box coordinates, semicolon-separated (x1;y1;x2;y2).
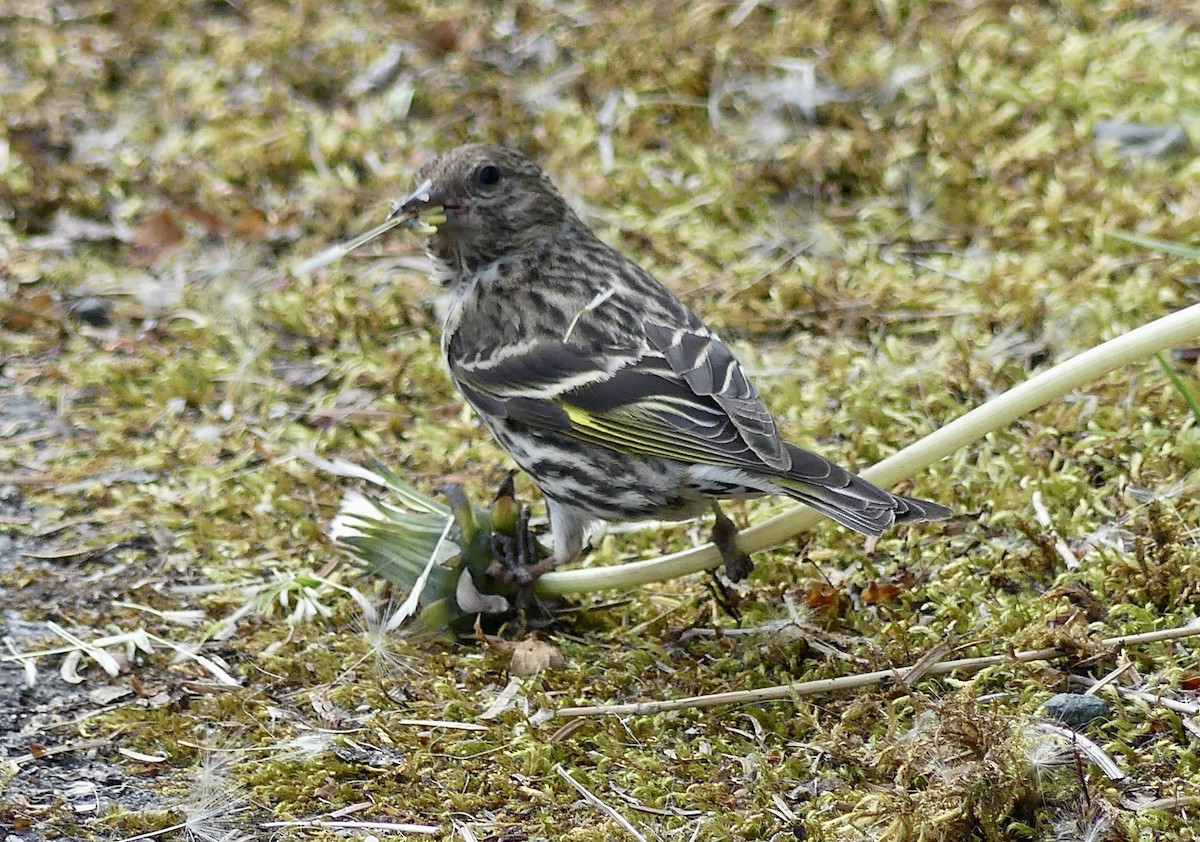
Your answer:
891;494;954;524
770;443;952;537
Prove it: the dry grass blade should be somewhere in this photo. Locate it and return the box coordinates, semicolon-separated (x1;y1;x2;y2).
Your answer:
292;203;445;275
260;819;440;834
555;765;648;842
1065;673;1200;716
1027;722;1126;781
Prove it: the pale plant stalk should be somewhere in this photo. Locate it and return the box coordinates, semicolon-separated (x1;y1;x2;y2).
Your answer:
552;619;1200;718
536;301;1200;596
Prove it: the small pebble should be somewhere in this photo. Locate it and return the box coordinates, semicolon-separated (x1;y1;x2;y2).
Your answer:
1093;120;1189;158
1044;692;1110;728
69;296;110;326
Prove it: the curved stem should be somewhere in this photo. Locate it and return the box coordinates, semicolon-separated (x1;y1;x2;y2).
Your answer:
536;302;1200;596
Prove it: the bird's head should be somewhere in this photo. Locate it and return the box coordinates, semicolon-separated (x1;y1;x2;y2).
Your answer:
392;144;571;268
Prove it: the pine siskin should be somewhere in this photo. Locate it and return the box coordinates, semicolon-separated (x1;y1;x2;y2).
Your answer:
390;144;951;581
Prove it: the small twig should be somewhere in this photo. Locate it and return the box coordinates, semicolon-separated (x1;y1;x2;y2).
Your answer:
1137;795;1200;813
1066;673;1200;716
554;620;1200;718
607;784;703;818
145;633;240;687
901;638;957;688
394;719;489;732
326;800;371;818
113;601;207;627
1081;659;1134;697
7;737;109;767
114;820;190;842
0;472;54;485
555;765;648;842
259;819;439;834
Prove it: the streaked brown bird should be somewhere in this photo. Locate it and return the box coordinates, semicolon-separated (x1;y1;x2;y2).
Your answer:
392;144;950;580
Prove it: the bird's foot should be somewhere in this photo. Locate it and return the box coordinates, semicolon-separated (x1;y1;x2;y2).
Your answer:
710;503;753;582
704;570;745;620
487;496;554;608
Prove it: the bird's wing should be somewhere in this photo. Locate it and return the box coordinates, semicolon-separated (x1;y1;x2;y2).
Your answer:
642;320;789;470
451;332;789;472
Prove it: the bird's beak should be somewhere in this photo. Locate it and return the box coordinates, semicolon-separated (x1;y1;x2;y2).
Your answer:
387;178;439;221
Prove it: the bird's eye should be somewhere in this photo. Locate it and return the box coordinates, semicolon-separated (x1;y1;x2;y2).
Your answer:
475;164;502;189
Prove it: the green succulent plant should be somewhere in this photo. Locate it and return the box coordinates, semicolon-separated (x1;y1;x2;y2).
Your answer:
330;462;549;631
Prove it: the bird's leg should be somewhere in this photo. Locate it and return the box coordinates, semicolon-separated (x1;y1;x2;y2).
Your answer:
488;504;553;600
485;476;568;613
513;504;557;608
710;502;753;581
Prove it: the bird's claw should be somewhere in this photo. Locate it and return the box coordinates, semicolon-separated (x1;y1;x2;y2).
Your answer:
488;496;553;607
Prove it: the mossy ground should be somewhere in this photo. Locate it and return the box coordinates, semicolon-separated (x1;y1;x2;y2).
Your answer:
2;1;1200;840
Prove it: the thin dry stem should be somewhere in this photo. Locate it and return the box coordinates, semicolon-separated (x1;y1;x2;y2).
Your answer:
554;620;1200;717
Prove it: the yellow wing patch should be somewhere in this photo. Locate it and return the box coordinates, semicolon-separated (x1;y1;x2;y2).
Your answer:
560;402;737;465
